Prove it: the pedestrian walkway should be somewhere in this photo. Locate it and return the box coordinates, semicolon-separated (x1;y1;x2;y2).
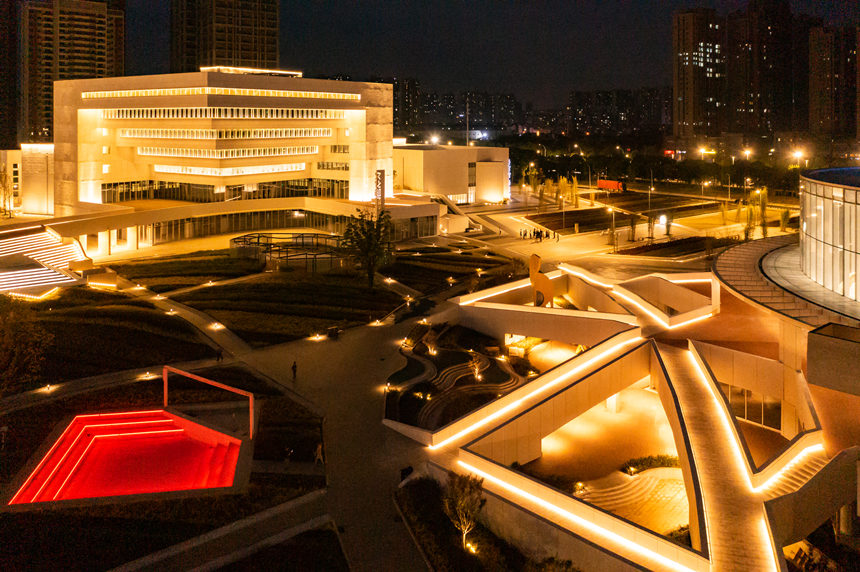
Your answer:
656;343;779;571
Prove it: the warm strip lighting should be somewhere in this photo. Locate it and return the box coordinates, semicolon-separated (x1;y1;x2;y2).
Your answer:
667;312;713;330
120;127;331;140
199;65;303;77
559;266;615;289
102;107;345;120
6;287;60;301
686;350;753;488
138;146;317;159
459;282;531;306
428;337;643;449
668;278;713;284
154;163;305;177
83;86;359;101
752;443;825;493
457;460;697;572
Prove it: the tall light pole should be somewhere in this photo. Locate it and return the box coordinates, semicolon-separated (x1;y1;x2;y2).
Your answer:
607;207;616;251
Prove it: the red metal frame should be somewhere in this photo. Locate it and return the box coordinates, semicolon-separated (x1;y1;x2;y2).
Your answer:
162;366;255;439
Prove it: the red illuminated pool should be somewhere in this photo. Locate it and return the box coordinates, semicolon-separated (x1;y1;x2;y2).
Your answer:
9;410;241;504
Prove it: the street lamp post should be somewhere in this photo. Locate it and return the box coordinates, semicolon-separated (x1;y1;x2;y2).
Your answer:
607;207;616;251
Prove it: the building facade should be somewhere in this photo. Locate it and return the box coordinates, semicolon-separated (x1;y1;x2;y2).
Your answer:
18;0;125;143
800;168;860;300
170;0;279;73
672;8;724;140
393;144;509;205
42;68;443;256
809;26;858;138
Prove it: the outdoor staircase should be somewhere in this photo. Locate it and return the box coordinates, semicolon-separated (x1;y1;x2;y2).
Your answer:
578;469;680;512
759;448;830;500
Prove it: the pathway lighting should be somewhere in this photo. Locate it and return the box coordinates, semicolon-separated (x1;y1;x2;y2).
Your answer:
309;333;326;341
153;294;165;300
210;322;225;331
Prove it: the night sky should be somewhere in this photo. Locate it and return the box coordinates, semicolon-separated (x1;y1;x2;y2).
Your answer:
127;0;859;108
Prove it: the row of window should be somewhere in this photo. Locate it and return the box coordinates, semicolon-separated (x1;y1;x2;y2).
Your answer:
330;145;350;153
800;179;860;299
153;163;306;177
316;162;349;171
102;107;345;120
83;86;361;101
100;178;350;203
119;127;332;140
138;146;318;159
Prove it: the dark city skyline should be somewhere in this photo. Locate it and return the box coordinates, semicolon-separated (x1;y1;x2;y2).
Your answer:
126;0;859;108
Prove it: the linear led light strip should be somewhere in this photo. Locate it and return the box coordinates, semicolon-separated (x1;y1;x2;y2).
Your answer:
610;289;713;330
0;274;74;292
51;429;185;501
460;281;530;306
559;267;616;289
753;444;825;494
7;287;60;301
686;351;754;489
26;419;175;503
428;336;643;450
458;460;697;572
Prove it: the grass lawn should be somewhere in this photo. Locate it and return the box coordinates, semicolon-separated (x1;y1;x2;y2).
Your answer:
381;251;511;294
396;477;579;571
221;527;348;572
110;249;266;293
175;270;404;347
25;287;213;387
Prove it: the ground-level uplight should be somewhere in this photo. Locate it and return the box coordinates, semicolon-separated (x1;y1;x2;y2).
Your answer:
210;322;225;331
309;333;326;341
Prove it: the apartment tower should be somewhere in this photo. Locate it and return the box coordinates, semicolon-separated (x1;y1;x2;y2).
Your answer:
18;0;124;143
672;8;724;140
170;0;279;73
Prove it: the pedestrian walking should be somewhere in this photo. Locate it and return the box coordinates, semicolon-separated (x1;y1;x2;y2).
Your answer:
291;360;297;381
314;443;324;465
216;348;223;363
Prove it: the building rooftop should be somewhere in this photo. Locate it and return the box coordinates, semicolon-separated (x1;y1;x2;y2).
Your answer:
804;168;860;189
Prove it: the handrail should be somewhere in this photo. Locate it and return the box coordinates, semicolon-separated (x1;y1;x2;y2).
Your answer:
162;366;255;439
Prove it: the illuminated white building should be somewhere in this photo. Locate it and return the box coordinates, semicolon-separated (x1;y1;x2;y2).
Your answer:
25;67;443;256
800;168;860;299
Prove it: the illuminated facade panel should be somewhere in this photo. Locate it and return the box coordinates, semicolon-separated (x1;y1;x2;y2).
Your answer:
119;128;332;140
102;107;345;120
138;146;318;159
153;163;306;177
83;87;359;101
800;169;860;299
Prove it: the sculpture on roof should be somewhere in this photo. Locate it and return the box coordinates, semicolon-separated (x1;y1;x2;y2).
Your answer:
529;254;553;308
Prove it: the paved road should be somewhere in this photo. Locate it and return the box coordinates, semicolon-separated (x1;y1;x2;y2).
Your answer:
250;320;429;571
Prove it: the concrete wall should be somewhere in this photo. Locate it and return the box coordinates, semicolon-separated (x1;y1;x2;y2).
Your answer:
454;452;709;571
459;303;636;351
619;276;711;316
807;323;860;396
766;446;860;546
18;145;54;215
468;342;651;466
475;161;507;203
692;340;815;440
393;145;509;201
808;384;860;456
564;275;629;314
650;345;705;552
427;328;643;448
426;462;644;571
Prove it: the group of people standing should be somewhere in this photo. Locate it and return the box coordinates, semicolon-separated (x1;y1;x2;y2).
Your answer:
519;228;560;242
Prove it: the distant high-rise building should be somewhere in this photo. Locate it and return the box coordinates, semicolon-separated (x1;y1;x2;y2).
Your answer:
170;0;279;73
393;78;422;132
0;0;19;149
17;0;125;142
790;14;822;132
724;0;793;134
809;26;858;138
568;87;670;136
672;8;724;139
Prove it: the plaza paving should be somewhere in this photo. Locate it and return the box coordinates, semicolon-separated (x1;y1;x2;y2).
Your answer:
523;381;679;482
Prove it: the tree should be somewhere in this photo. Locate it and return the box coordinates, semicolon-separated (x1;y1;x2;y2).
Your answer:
758;187;768;238
0;296;53;396
443;471;485;549
341;207;392;289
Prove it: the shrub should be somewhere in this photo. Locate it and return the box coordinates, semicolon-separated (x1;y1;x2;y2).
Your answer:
620;455;679;475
